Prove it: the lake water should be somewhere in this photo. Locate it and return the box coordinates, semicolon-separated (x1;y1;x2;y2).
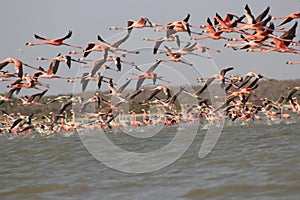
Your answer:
1;122;300;200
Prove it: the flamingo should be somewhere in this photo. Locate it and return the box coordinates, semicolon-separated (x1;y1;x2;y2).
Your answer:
197;67;234;91
130;111;142;127
192;18;229;41
143;33;181;54
0;71;17;78
286;61;300;65
155;14;201;36
141;109;152;126
128;60;170;90
37;53;85;69
18;89;48;106
163;42;212;59
157;45;193;66
272;22;298;50
0;57;23;78
80;94;101;113
105;78;131;99
147;87;184;111
146;85;172;101
7;76;39;90
26;30;82;49
273;12;300;26
286;86;300;102
236;4;272;31
280;108;291;121
110;17;153;30
214;12;245;33
80;72;109;92
0;88;20;105
225;35;270;50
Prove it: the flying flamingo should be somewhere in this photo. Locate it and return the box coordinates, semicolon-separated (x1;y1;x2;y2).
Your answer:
224;35;270;50
26;30;82;49
128;61;170;90
80;94;101;113
165;42;212;59
196;67;234;93
286;86;300;102
155;14;200;36
157;46;193;66
110;17;153;30
80;72;109;92
236;4;272;31
146;85;172;101
23;63;70;80
18;89;48;106
7;77;38;90
192;18;229;41
0;57;23;78
0;71;17;78
143;33;181;54
0;88;20;105
273;22;298;48
273;12;300;26
214;12;245;33
37;53;86;70
286;61;300;65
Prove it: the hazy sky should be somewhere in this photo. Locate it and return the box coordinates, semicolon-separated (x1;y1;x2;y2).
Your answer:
1;0;299;95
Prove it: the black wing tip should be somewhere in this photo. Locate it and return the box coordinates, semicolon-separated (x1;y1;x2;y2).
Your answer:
207;17;212;24
183;13;190;22
215;12;222;18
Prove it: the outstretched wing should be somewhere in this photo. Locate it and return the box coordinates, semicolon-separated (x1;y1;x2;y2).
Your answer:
147;89;161;101
183;14;190;22
84;43;96;58
58;101;72;115
81;72;90;92
280;21;297;46
255;6;270;22
146;60;161;73
206;18;216;33
112;30;131;48
0;61;9;70
278;17;293;27
97;35;111;45
195;76;216;96
244;4;256;24
185;23;191;36
60;30;72;41
220;67;234;77
136;78;146;90
34;34;47;41
153;40;164;54
117;79;131;93
286;87;300;102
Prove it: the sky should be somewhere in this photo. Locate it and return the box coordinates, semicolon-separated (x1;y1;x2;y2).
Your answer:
1;0;300;95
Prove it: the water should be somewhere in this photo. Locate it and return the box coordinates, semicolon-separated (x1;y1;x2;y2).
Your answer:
1;122;300;200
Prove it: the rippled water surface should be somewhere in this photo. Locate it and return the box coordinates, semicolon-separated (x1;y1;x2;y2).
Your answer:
1;122;300;200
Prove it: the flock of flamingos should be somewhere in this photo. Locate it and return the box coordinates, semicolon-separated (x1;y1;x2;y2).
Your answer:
0;5;300;137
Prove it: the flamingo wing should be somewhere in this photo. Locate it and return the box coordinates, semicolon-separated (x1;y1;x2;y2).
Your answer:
136;77;146;90
60;30;72;41
34;34;47;41
146;60;161;73
0;61;9;70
